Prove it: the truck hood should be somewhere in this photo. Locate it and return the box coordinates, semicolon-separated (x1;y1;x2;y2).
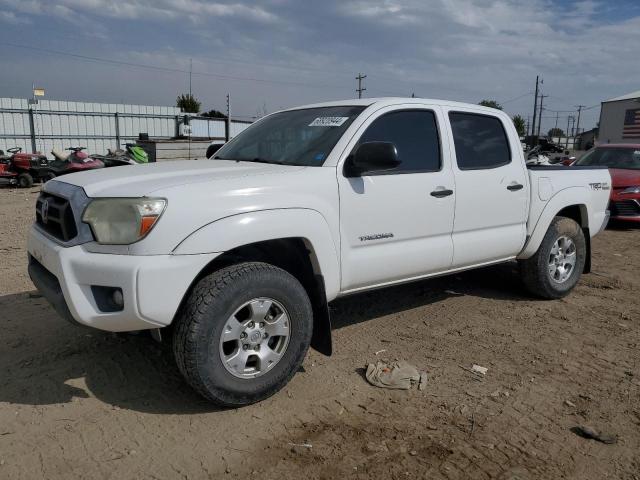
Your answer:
53;160;305;197
610;168;640;188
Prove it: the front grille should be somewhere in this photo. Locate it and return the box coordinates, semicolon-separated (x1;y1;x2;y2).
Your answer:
610;200;640;217
36;193;78;241
31;157;49;167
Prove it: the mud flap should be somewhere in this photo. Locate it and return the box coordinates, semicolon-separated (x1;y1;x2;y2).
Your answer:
583;229;591;274
310;274;332;356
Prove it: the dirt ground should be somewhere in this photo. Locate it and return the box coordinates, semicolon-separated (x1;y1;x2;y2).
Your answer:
0;185;638;480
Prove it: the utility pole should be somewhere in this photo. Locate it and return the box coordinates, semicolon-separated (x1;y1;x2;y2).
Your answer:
575;105;585;137
225;93;231;142
189;58;193;98
531;76;539;144
566;115;573;149
537;94;548;137
356;73;367;99
526;116;530;136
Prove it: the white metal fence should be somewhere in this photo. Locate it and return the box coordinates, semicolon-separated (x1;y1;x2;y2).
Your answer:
0;98;252;159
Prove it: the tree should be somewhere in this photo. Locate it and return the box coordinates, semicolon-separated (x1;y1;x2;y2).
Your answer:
548;127;565;138
176;93;201;113
512;115;526;137
478;99;503;110
201;109;227;119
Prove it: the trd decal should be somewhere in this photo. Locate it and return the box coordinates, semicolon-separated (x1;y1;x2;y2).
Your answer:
589;182;610;191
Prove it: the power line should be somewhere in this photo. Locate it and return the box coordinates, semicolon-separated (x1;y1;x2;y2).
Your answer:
1;41;350;92
499;91;532;105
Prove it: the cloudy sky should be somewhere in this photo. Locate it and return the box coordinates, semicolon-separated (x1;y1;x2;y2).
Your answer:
1;0;639;132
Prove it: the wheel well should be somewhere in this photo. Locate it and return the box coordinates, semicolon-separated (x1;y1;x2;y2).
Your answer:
556;204;591;273
180;238;333;355
557;204;587;228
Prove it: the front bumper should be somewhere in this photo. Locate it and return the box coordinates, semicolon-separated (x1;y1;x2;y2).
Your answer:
609;198;640;222
27;227;220;332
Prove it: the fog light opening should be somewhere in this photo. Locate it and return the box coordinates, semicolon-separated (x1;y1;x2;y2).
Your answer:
112;289;124;309
91;286;124;312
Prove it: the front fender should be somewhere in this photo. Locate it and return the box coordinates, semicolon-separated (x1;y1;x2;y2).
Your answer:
518;186;590;259
172;208;341;300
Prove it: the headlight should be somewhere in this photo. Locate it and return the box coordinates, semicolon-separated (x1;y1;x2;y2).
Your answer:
82;198;166;244
621;186;640;195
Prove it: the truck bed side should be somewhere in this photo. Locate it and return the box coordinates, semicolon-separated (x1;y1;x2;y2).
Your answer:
518;166;610;259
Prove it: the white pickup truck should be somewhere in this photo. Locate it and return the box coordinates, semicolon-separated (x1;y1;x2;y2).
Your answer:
28;98;610;405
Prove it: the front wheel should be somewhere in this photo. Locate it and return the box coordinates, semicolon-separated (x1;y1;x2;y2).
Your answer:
17;173;34;188
520;216;586;299
172;262;313;406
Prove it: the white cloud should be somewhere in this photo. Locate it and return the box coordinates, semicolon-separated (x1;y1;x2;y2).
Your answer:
0;0;279;23
0;10;31;24
1;0;638;131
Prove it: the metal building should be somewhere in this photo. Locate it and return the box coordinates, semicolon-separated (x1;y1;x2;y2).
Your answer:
598;90;640;144
0;98;251;158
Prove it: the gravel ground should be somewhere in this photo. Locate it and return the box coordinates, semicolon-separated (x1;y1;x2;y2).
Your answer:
0;184;638;479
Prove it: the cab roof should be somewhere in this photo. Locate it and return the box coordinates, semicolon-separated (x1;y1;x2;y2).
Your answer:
283;97;505;116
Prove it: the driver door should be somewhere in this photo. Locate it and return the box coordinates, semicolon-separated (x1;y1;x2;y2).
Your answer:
337;106;455;292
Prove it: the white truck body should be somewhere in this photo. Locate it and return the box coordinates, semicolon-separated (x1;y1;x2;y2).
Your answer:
28;97;610;335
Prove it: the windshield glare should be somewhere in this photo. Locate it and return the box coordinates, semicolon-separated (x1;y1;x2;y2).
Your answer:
214;106;365;166
576;147;640;170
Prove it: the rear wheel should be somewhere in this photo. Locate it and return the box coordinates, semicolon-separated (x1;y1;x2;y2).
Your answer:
172;262;313;406
520;216;586;299
17;173;34;188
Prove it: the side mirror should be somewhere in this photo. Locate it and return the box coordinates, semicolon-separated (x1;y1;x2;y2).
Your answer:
344;141;400;177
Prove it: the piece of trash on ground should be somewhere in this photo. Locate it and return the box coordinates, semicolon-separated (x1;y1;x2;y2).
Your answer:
374;349;386;355
570;425;617;444
288;442;313;449
365;360;427;390
471;364;488;375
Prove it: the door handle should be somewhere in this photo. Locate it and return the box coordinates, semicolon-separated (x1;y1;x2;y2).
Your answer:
430;189;454;198
507;183;524;191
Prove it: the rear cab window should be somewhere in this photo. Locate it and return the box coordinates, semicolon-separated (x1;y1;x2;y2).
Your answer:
449;112;511;170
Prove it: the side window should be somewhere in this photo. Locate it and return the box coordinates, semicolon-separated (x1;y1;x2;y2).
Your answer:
449;112;511;170
358;110;441;173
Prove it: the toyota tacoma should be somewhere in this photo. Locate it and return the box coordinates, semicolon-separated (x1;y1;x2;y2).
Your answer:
28;98;611;405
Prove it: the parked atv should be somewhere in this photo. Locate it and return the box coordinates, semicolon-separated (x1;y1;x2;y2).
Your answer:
2;147;52;187
49;147;105;175
91;144;149;167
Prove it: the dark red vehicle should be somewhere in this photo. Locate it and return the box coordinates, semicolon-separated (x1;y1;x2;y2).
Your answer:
49;147;105;175
0;154;18;186
573;144;640;223
1;147;51;187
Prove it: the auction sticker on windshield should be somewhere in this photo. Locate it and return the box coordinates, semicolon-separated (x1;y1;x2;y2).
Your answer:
309;117;349;127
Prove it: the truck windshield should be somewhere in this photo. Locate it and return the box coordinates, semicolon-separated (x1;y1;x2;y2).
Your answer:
575;147;640;170
214;106;365;166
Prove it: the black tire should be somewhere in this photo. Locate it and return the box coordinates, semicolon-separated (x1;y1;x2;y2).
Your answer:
41;172;56;183
173;262;313;406
520;216;586;299
17;173;34;188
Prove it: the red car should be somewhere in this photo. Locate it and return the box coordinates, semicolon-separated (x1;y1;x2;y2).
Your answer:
573;144;640;223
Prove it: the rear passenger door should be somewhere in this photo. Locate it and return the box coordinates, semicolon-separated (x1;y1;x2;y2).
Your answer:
445;109;529;267
338;106;455;292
